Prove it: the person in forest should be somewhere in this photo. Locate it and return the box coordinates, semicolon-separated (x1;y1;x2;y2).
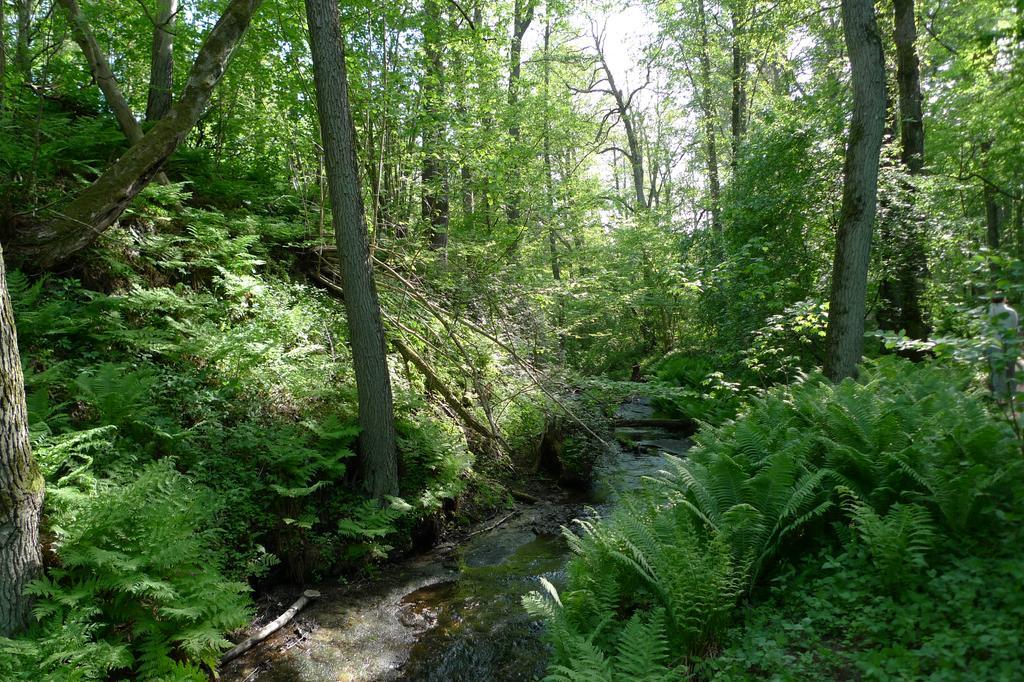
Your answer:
987;294;1019;402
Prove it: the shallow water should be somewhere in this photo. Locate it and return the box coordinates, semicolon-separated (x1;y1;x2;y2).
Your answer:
222;399;688;682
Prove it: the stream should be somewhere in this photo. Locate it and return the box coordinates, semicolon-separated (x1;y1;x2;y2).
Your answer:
222;399;691;682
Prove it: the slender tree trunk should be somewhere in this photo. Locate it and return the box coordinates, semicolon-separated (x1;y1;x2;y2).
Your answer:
823;0;887;382
3;0;263;269
146;0;177;122
984;187;1005;250
58;0;143;144
505;0;536;227
894;0;923;174
543;17;559;283
15;0;33;80
305;0;399;498
1;0;7;109
729;4;747;167
590;29;646;211
981;142;1001;249
621;109;647;211
57;0;170;184
421;0;449;256
0;244;44;636
1013;197;1024;259
696;0;721;232
879;0;929;341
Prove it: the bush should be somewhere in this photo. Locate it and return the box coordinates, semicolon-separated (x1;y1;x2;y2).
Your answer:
527;358;1024;678
5;461;250;681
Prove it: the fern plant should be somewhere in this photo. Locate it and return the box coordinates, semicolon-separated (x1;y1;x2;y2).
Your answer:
530;357;1023;680
527;499;739;676
842;490;936;591
27;461;250;680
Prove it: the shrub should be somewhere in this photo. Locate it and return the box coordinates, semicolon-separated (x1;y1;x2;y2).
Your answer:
20;461;250;681
528;358;1024;678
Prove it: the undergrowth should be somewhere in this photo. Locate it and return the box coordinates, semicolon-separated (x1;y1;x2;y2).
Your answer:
0;185;524;678
526;358;1024;679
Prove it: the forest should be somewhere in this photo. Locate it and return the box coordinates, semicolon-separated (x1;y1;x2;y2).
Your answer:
0;0;1022;679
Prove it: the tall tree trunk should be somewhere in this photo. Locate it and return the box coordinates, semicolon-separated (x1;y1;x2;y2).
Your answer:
1;0;7;109
421;0;449;256
620;105;647;211
58;0;144;144
15;0;33;80
0;244;44;636
543;16;559;283
982;142;1001;249
894;0;923;175
824;0;887;382
305;0;399;498
729;4;747;167
589;26;646;211
878;0;929;341
57;0;170;184
3;0;263;269
1015;198;1024;260
984;186;1004;250
505;0;536;227
696;0;721;232
146;0;177;122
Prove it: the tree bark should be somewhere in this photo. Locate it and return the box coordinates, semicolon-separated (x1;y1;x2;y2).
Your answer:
305;0;399;498
981;142;1001;249
1015;198;1024;260
2;0;263;269
58;0;143;145
57;0;171;184
543;18;559;282
696;0;721;232
729;4;747;167
146;0;177;122
894;0;923;175
421;0;449;256
15;0;32;79
0;244;44;636
589;26;647;211
15;0;33;80
823;0;887;382
505;0;536;227
877;0;928;341
1;0;7;109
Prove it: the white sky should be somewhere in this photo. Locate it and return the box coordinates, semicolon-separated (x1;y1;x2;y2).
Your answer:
521;3;661;197
522;2;658;93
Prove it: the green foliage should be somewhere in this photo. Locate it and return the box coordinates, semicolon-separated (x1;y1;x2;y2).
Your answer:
703;539;1024;680
20;461;249;680
532;358;1024;678
843;494;936;592
742;298;829;384
526;500;740;674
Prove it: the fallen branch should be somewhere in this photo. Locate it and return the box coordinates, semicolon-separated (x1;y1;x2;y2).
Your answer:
370;255;610;449
310;245;609;451
392;336;507;449
220;589;321;665
462;511;519;541
510;489;539;504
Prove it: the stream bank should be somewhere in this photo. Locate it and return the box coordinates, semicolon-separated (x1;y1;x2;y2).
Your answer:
221;399;691;682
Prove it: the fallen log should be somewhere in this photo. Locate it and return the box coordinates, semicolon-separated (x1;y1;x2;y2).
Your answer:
220;589;321;665
510;489;539;504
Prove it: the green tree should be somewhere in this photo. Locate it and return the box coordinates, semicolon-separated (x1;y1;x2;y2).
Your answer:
305;0;399;498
